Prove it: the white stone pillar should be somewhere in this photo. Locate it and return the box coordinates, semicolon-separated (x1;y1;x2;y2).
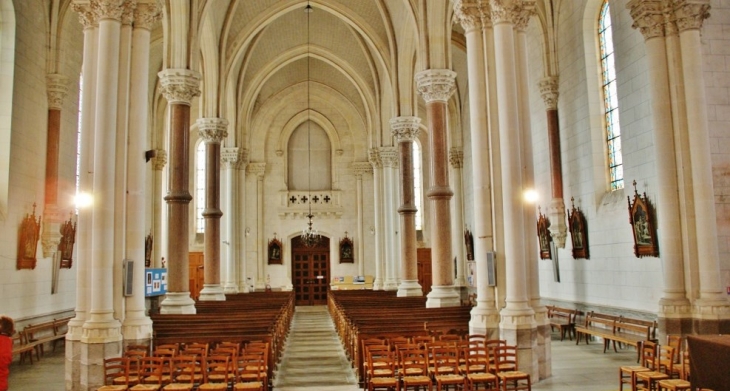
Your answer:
674;0;730;322
453;0;501;336
158;67;201;315
122;1;160;342
392;117;423;297
67;5;97;390
449;148;466;288
415;69;460;308
369;149;385;290
222;147;242;294
353;162;373;277
382;147;399;291
247;163;266;290
238;153;250;292
627;0;692;334
151;150;166;267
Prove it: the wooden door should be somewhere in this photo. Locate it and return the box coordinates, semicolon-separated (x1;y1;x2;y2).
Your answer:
417;248;432;295
291;236;330;306
189;252;204;300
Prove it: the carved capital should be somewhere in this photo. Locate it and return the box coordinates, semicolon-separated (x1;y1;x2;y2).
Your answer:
513;0;536;31
47;74;69;110
158;69;201;105
133;0;162;30
673;0;711;32
379;147;399;168
197;118;229;144
453;0;483;32
390;116;421;143
449;148;464;168
352;161;373;177
415;69;457;103
222;147;248;170
95;0;128;21
247;162;266;177
151;149;167;171
628;0;666;39
538;76;559;110
120;0;136;25
489;0;532;26
72;2;98;29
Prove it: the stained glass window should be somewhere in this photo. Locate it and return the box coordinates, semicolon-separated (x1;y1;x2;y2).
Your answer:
599;0;623;190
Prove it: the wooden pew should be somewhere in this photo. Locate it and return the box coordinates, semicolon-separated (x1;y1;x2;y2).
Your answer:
547;305;578;341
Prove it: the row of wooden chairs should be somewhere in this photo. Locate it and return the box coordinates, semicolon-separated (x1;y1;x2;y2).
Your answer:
96;352;267;391
364;337;531;391
619;338;695;391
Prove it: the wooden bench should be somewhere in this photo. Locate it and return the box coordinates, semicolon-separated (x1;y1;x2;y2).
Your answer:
575;312;656;361
574;312;616;352
11;331;37;364
23;317;70;359
547;305;578;341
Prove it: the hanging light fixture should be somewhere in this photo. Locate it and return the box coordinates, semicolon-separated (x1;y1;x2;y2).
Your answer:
301;1;320;248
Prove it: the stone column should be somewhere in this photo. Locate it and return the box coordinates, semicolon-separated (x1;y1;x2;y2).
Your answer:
237;152;250;292
449;148;466;288
369;149;385;290
151;149;167;267
353;162;373;277
67;7;97;389
392;116;423;297
538;77;567;249
222;147;243;294
247;163;267;290
490;0;537;378
197;118;228;301
41;74;69;261
415;69;459;308
158;68;201;314
453;0;501;336
381;147;399;291
628;0;692;336
673;0;730;330
122;1;160;343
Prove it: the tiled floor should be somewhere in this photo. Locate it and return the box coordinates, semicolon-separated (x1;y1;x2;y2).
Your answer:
8;322;638;391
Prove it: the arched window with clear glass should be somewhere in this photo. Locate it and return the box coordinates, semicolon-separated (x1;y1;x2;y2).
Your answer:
599;0;623;190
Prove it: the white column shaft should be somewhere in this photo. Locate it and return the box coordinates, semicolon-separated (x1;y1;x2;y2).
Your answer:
450;160;465;286
356;174;365;276
238;168;249;292
256;174;265;288
373;165;384;290
224;165;238;293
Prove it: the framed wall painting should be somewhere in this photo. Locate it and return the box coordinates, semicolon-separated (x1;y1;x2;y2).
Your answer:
268;236;282;265
17;203;41;270
568;197;589;259
59;215;77;268
464;228;474;261
537;207;552;260
339;233;353;263
627;180;659;258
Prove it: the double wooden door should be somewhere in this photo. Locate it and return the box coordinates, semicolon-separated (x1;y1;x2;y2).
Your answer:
292;236;330;306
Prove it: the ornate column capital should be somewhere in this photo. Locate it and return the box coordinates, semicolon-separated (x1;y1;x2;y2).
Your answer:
415;69;457;103
47;74;69;110
247;162;266;177
453;1;484;32
158;68;201;105
133;0;162;30
449;148;464;168
120;1;136;25
222;147;248;170
513;0;536;32
72;2;98;28
95;0;129;21
538;76;559;110
379;147;399;168
352;161;373;177
489;0;533;26
390;116;421;143
197;118;229;144
628;0;666;39
151;149;167;171
368;148;382;169
672;0;711;32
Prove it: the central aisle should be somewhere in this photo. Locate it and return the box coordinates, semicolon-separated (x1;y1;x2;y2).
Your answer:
273;305;360;391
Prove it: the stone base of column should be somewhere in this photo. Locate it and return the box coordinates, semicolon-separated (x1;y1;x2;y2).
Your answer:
121;312;153;341
533;304;551;380
81;314;122;344
255;280;266;291
373;278;384;291
239;284;251;293
199;284;227;301
658;297;693;339
453;276;467;288
384;279;399;291
223;282;239;294
67;315;86;342
65;338;82;391
397;280;423;297
282;278;293;292
469;304;500;338
426;286;460;308
78;339;124;391
692;297;730;334
500;312;538;381
160;292;197;314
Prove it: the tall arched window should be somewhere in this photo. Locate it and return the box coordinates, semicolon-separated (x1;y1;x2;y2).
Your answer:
195;141;205;233
599;0;623;190
412;141;423;231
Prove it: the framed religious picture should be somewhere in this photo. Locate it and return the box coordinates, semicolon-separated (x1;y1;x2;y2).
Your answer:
17;203;41;270
144;231;153;267
268;236;282;265
537;207;552;260
568;197;589;259
628;180;659;258
464;228;474;261
58;215;77;268
339;233;354;263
